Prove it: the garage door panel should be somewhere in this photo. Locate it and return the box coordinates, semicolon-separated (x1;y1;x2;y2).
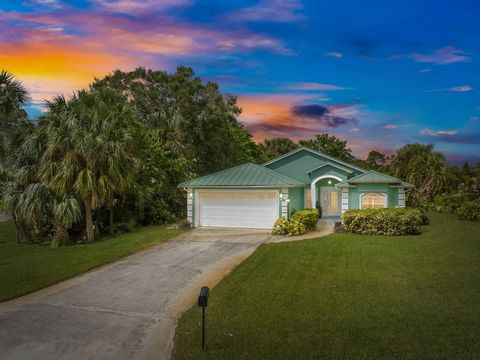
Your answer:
198;190;278;229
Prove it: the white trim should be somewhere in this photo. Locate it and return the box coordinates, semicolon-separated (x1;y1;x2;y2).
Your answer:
280;189;289;218
187;188;193;224
341;188;349;214
310;175;343;208
398;188;405;208
359;191;388;209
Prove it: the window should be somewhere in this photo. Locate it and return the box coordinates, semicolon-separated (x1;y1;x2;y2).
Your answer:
361;192;386;209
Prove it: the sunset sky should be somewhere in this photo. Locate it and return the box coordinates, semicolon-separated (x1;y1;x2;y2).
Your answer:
2;0;479;164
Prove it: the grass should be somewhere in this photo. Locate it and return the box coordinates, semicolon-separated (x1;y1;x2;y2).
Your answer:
0;220;182;302
175;213;480;360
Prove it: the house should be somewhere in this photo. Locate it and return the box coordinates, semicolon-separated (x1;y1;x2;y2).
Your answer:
178;147;412;229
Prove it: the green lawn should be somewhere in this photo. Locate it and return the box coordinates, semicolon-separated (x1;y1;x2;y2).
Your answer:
0;220;182;302
175;213;480;360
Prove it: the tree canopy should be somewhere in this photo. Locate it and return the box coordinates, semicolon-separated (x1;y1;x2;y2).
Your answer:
1;68;478;245
299;133;354;162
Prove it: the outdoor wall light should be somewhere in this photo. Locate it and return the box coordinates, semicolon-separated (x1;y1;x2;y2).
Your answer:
287;198;290;203
279;193;284;199
188;192;193;198
328;180;332;185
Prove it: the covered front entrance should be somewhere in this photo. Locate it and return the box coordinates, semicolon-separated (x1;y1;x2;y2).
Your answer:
310;175;344;217
320;187;342;217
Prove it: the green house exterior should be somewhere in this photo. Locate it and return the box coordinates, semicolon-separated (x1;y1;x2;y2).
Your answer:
179;147;412;229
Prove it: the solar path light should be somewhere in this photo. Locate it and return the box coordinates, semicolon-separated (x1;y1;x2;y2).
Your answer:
198;286;209;351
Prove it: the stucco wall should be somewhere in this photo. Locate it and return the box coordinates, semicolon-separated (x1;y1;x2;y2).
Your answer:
348;184;399;209
288;187;304;216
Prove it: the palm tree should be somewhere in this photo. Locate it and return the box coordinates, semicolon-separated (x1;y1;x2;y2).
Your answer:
1;126;51;243
53;195;82;245
0;70;30;171
40;89;139;241
391;144;448;204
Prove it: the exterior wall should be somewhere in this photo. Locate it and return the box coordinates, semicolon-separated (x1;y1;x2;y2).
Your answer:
288;187;304;215
348;184;399;209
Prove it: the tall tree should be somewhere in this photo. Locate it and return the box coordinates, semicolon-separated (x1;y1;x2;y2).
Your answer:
259;137;298;161
391;144;448;204
40;89;139;241
0;70;29;171
299;133;354;162
366;150;387;169
91;67;262;175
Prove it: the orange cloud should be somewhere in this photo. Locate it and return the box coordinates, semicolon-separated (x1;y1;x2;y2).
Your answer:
1;10;290;104
237;94;361;141
1;40;138;104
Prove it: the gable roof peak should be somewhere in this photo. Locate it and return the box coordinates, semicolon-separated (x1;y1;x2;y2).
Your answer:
263;146;368;173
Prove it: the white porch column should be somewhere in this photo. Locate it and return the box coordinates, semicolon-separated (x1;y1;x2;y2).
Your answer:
310;182;316;209
398;188;405;207
341;188;349;214
186;188;193;224
281;188;289;218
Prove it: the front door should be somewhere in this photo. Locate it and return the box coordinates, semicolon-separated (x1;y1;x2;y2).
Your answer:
320;187;341;217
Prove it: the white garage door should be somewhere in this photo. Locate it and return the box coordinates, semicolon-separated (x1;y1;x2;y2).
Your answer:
197;190;279;229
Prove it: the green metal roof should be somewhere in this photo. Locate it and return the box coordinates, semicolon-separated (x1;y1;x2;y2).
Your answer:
336;170;413;188
178;163;305;188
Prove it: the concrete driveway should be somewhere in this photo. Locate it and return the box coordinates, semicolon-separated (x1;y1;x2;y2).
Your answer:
0;228;271;360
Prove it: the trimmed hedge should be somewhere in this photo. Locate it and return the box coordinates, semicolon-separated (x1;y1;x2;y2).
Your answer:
342;208;425;236
291;209;319;230
272;218;307;236
457;200;480;221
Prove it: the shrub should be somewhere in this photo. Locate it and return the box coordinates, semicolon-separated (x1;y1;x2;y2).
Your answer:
272;218;307;236
457;200;480;221
286;219;307;236
179;219;192;229
291;208;319;230
272;218;289;235
432;194;468;214
342;208;425;236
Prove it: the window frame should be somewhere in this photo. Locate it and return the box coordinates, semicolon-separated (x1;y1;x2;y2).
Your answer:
359;191;387;209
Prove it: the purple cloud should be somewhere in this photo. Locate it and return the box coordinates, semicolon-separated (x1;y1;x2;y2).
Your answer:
324;51;343;58
290;104;358;128
425;85;474;92
228;0;304;23
411;46;471;65
284;82;352;91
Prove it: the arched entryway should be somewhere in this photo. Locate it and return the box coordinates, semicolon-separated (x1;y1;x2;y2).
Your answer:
310;175;343;217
